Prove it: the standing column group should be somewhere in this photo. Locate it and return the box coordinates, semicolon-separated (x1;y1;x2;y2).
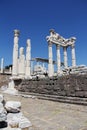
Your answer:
48;43;76;77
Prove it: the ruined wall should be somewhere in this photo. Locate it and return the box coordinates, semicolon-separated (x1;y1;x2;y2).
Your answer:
17;74;87;98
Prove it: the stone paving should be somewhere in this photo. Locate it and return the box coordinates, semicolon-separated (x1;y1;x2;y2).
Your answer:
2;93;87;130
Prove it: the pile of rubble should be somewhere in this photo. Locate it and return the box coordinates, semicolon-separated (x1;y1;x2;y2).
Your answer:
0;94;32;130
63;65;87;75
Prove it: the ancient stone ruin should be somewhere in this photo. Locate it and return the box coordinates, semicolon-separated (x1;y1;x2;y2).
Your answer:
12;29;87;79
1;29;87;105
0;94;32;129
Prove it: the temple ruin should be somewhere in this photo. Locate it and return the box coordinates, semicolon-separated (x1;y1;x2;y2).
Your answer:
12;29;87;79
46;29;76;77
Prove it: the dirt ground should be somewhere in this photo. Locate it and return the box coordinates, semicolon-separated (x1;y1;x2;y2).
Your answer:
1;93;87;130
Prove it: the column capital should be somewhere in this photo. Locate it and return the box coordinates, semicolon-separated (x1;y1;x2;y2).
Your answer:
14;29;20;37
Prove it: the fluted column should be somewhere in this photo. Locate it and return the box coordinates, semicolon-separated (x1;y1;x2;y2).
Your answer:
12;29;20;76
25;39;31;78
63;47;68;68
48;42;54;77
56;45;61;73
71;43;76;67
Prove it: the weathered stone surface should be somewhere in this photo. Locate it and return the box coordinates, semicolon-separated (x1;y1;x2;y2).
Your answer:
5;101;21;113
17;74;87;98
0;94;4;103
7;113;32;129
7;113;22;128
19;117;32;129
0;107;7;122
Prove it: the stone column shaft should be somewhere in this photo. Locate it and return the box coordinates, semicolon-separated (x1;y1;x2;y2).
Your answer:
56;45;61;74
18;47;25;77
12;30;20;76
63;47;68;68
71;44;76;67
25;39;31;77
48;42;54;77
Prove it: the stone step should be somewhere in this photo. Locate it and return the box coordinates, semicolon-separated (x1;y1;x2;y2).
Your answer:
19;92;87;105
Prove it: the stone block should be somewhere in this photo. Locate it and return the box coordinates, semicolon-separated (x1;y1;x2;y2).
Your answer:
19;117;32;129
5;101;21;113
7;113;23;128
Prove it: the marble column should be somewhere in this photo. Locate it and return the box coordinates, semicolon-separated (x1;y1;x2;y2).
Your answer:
25;39;31;78
1;58;4;73
56;45;61;74
71;43;76;67
63;47;68;68
18;47;25;77
48;42;54;77
12;30;20;76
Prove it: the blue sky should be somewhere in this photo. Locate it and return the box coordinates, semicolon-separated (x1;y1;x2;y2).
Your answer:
0;0;87;68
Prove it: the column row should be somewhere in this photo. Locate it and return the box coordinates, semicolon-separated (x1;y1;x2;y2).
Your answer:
48;43;76;77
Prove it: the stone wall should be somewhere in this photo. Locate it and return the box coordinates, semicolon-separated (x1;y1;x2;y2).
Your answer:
17;74;87;98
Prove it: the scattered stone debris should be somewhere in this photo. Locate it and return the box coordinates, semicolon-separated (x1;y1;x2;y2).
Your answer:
0;94;32;129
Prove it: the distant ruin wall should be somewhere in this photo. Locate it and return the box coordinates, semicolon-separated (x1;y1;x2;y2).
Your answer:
16;74;87;98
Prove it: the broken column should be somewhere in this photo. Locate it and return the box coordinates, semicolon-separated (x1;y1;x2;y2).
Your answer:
12;29;20;76
18;47;25;78
25;39;31;78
